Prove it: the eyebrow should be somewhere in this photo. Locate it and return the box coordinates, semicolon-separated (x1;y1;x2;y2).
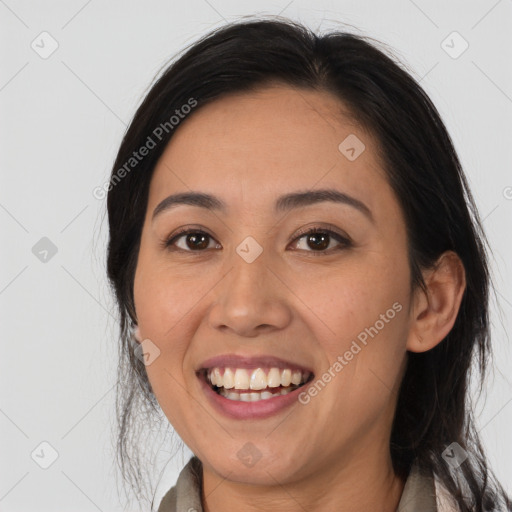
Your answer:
152;189;373;222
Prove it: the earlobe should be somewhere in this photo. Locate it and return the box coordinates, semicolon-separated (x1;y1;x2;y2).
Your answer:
133;324;142;343
406;251;466;353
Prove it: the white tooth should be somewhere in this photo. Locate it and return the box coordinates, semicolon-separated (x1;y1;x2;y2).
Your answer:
291;370;302;385
250;368;267;390
267;368;281;387
223;368;235;389
212;367;222;386
234;368;250;389
281;369;292;386
220;388;299;402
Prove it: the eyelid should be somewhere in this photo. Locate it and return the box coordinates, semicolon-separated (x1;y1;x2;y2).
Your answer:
291;223;350;243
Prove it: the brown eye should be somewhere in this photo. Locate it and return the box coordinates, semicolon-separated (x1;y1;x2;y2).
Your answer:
304;232;330;251
182;232;210;250
292;227;352;255
164;229;219;252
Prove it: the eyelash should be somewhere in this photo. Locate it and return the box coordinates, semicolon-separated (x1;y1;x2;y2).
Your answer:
161;225;352;256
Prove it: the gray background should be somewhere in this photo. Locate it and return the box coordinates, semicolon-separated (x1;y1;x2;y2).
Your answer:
1;1;511;510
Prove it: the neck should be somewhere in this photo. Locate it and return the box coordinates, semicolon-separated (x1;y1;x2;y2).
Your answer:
201;448;406;512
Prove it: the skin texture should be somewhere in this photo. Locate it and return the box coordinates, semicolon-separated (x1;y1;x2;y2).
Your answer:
133;85;466;512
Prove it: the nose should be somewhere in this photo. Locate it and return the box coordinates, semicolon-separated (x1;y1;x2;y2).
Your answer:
206;254;293;338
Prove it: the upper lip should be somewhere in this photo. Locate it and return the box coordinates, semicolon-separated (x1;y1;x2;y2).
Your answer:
197;354;314;374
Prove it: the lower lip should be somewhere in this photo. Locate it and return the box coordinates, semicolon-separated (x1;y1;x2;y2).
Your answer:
198;373;310;420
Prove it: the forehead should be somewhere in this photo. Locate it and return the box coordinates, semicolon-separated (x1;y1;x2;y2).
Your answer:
148;85;392;218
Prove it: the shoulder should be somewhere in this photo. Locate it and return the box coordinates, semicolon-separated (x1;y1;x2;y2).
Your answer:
157;486;177;512
398;457;461;512
157;456;203;512
434;474;461;512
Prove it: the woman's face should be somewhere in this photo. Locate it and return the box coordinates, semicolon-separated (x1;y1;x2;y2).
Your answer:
133;85;414;485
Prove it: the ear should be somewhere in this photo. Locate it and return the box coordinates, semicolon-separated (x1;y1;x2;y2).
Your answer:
406;251;466;353
133;324;142;344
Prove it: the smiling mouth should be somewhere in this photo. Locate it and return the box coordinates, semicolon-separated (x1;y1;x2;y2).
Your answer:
199;367;314;402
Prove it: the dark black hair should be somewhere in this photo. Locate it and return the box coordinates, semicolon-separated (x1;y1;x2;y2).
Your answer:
105;16;511;511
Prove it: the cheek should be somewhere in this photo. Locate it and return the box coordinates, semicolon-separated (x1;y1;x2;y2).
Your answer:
133;248;194;386
290;252;411;407
292;252;410;349
134;244;199;338
133;255;204;441
133;250;225;396
291;269;410;439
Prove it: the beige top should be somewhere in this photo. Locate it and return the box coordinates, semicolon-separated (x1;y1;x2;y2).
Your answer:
158;456;459;512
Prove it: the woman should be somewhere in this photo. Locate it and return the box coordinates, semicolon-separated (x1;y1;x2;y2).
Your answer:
105;18;511;512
